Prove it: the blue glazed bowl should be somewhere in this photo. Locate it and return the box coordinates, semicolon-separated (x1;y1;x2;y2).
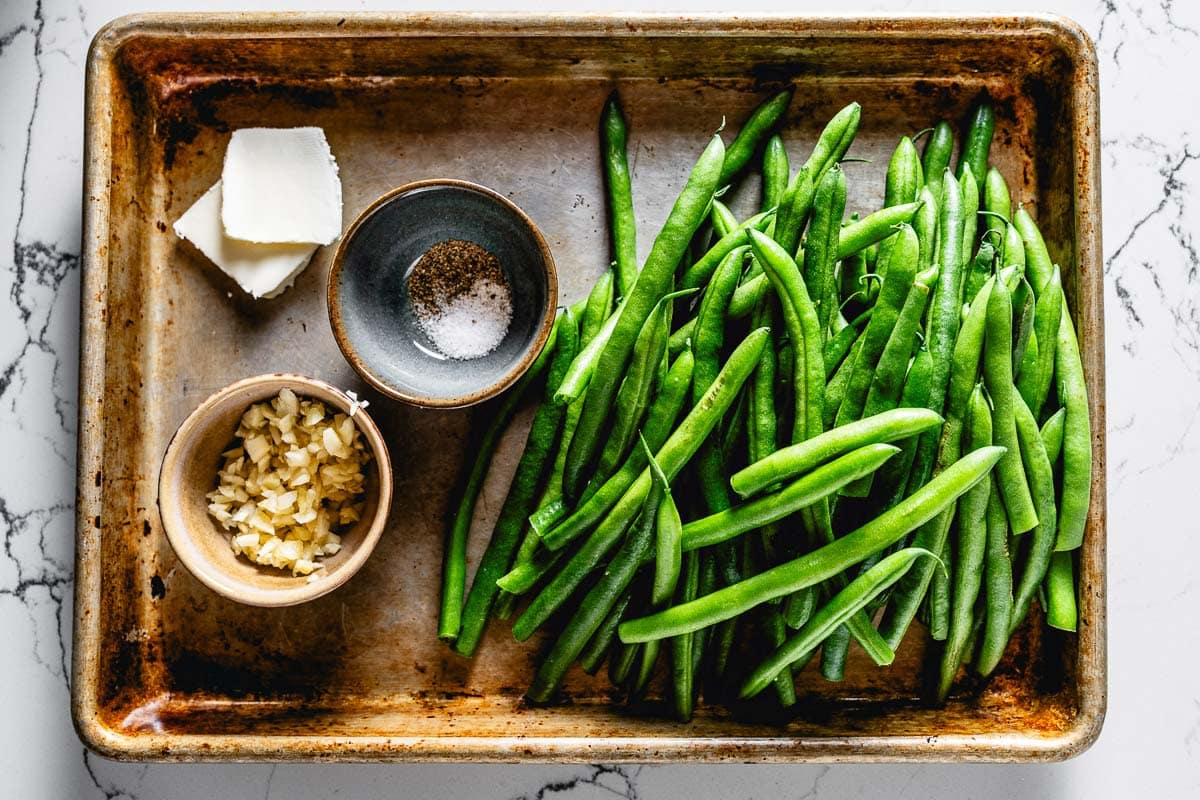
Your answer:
328;180;557;408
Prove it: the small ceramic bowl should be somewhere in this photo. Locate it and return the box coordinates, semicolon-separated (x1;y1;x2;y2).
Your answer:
158;373;393;607
328;179;557;408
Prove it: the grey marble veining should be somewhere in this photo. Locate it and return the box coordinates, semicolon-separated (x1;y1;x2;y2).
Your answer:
2;0;1199;797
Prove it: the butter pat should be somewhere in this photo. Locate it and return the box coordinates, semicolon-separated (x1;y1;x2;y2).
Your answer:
220;127;343;245
174;181;318;299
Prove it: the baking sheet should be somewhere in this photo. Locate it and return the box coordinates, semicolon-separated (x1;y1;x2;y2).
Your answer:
73;13;1105;762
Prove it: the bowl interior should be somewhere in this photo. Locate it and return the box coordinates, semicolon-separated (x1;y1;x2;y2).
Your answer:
159;375;388;607
332;182;555;405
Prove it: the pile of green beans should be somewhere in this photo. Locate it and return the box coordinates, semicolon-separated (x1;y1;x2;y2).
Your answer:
437;91;1092;718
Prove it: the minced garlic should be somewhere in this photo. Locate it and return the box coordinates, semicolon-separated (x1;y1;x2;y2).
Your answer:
206;388;369;575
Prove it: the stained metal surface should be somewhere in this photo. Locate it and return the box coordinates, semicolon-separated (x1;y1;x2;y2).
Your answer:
73;13;1105;762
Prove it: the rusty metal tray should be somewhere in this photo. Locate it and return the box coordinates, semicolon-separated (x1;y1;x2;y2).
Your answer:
73;13;1105;762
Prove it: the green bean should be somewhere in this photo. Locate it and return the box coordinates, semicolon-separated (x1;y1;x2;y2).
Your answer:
748;296;779;463
683;445;899;551
632;637;661;698
565;134;724;501
757;226;855;620
524;273;614;528
921;121;954;200
554;300;623;405
927;168;967;389
824;316;863;378
868;348;934;512
1029;267;1063;415
959;163;980;270
679;210;775;290
819;618;852;681
963;241;996;311
526;442;668;702
957;102;994;185
839;269;936;500
984;279;1039;534
976;478;1014;676
861;267;936;419
760;600;798;703
835;224;920;426
609;640;639;687
602;93;638;299
720;386;749;464
762;134;789;212
904;170;965;500
1010;391;1057;633
1045;551;1078;632
726;272;768;322
803;101;861;182
928;529;952;642
527;495;569;540
1016;328;1040;401
746;299;786;627
692;249;746;514
783;585;818;630
936;383;993;700
540;349;694;551
983;167;1011;245
711;199;738;238
668;317;696;355
935;275;995;451
720;89;793;186
823;337;859;429
885;135;924;207
594;290;679;481
801;166;847;333
1022;265;1089;554
454;313;580;656
523;279;612;572
1001;220;1026;269
1011;276;1036;375
836;202;922;260
618;445;1003;643
647;431;683;606
749;230;824;445
637;435;675;696
740;548;939;698
872;281;999;649
914;186;939;271
979;281;1036;537
1041;407;1067;465
438;321;559;643
494;539;564;595
838;249;871;320
672;550;701;720
1013;206;1055;298
580;588;632;674
516;329;769;639
773;166;815;256
731;408;941;498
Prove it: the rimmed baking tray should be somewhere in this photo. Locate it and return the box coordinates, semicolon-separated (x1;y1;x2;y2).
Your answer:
74;13;1105;762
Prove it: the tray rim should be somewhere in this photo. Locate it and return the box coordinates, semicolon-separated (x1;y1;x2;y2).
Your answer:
72;10;1106;764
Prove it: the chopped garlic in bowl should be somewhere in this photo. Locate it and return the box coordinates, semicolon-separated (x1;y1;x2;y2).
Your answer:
206;388;369;575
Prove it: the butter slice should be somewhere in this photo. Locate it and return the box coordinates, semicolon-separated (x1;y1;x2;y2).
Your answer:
220;127;342;245
174;181;318;299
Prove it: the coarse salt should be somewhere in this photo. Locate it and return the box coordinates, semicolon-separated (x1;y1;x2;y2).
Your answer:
414;278;513;360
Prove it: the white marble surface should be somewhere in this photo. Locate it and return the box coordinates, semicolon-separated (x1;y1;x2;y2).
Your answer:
1;0;1196;796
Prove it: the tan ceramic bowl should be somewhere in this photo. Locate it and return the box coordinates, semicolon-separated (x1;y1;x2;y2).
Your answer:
158;373;392;607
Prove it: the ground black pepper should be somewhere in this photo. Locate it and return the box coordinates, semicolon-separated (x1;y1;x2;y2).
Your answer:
407;239;507;314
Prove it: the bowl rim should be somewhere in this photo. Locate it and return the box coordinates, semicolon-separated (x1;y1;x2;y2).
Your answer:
157;372;393;607
327;178;559;409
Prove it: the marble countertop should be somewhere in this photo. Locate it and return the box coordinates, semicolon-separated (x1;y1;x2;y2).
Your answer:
2;0;1196;796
